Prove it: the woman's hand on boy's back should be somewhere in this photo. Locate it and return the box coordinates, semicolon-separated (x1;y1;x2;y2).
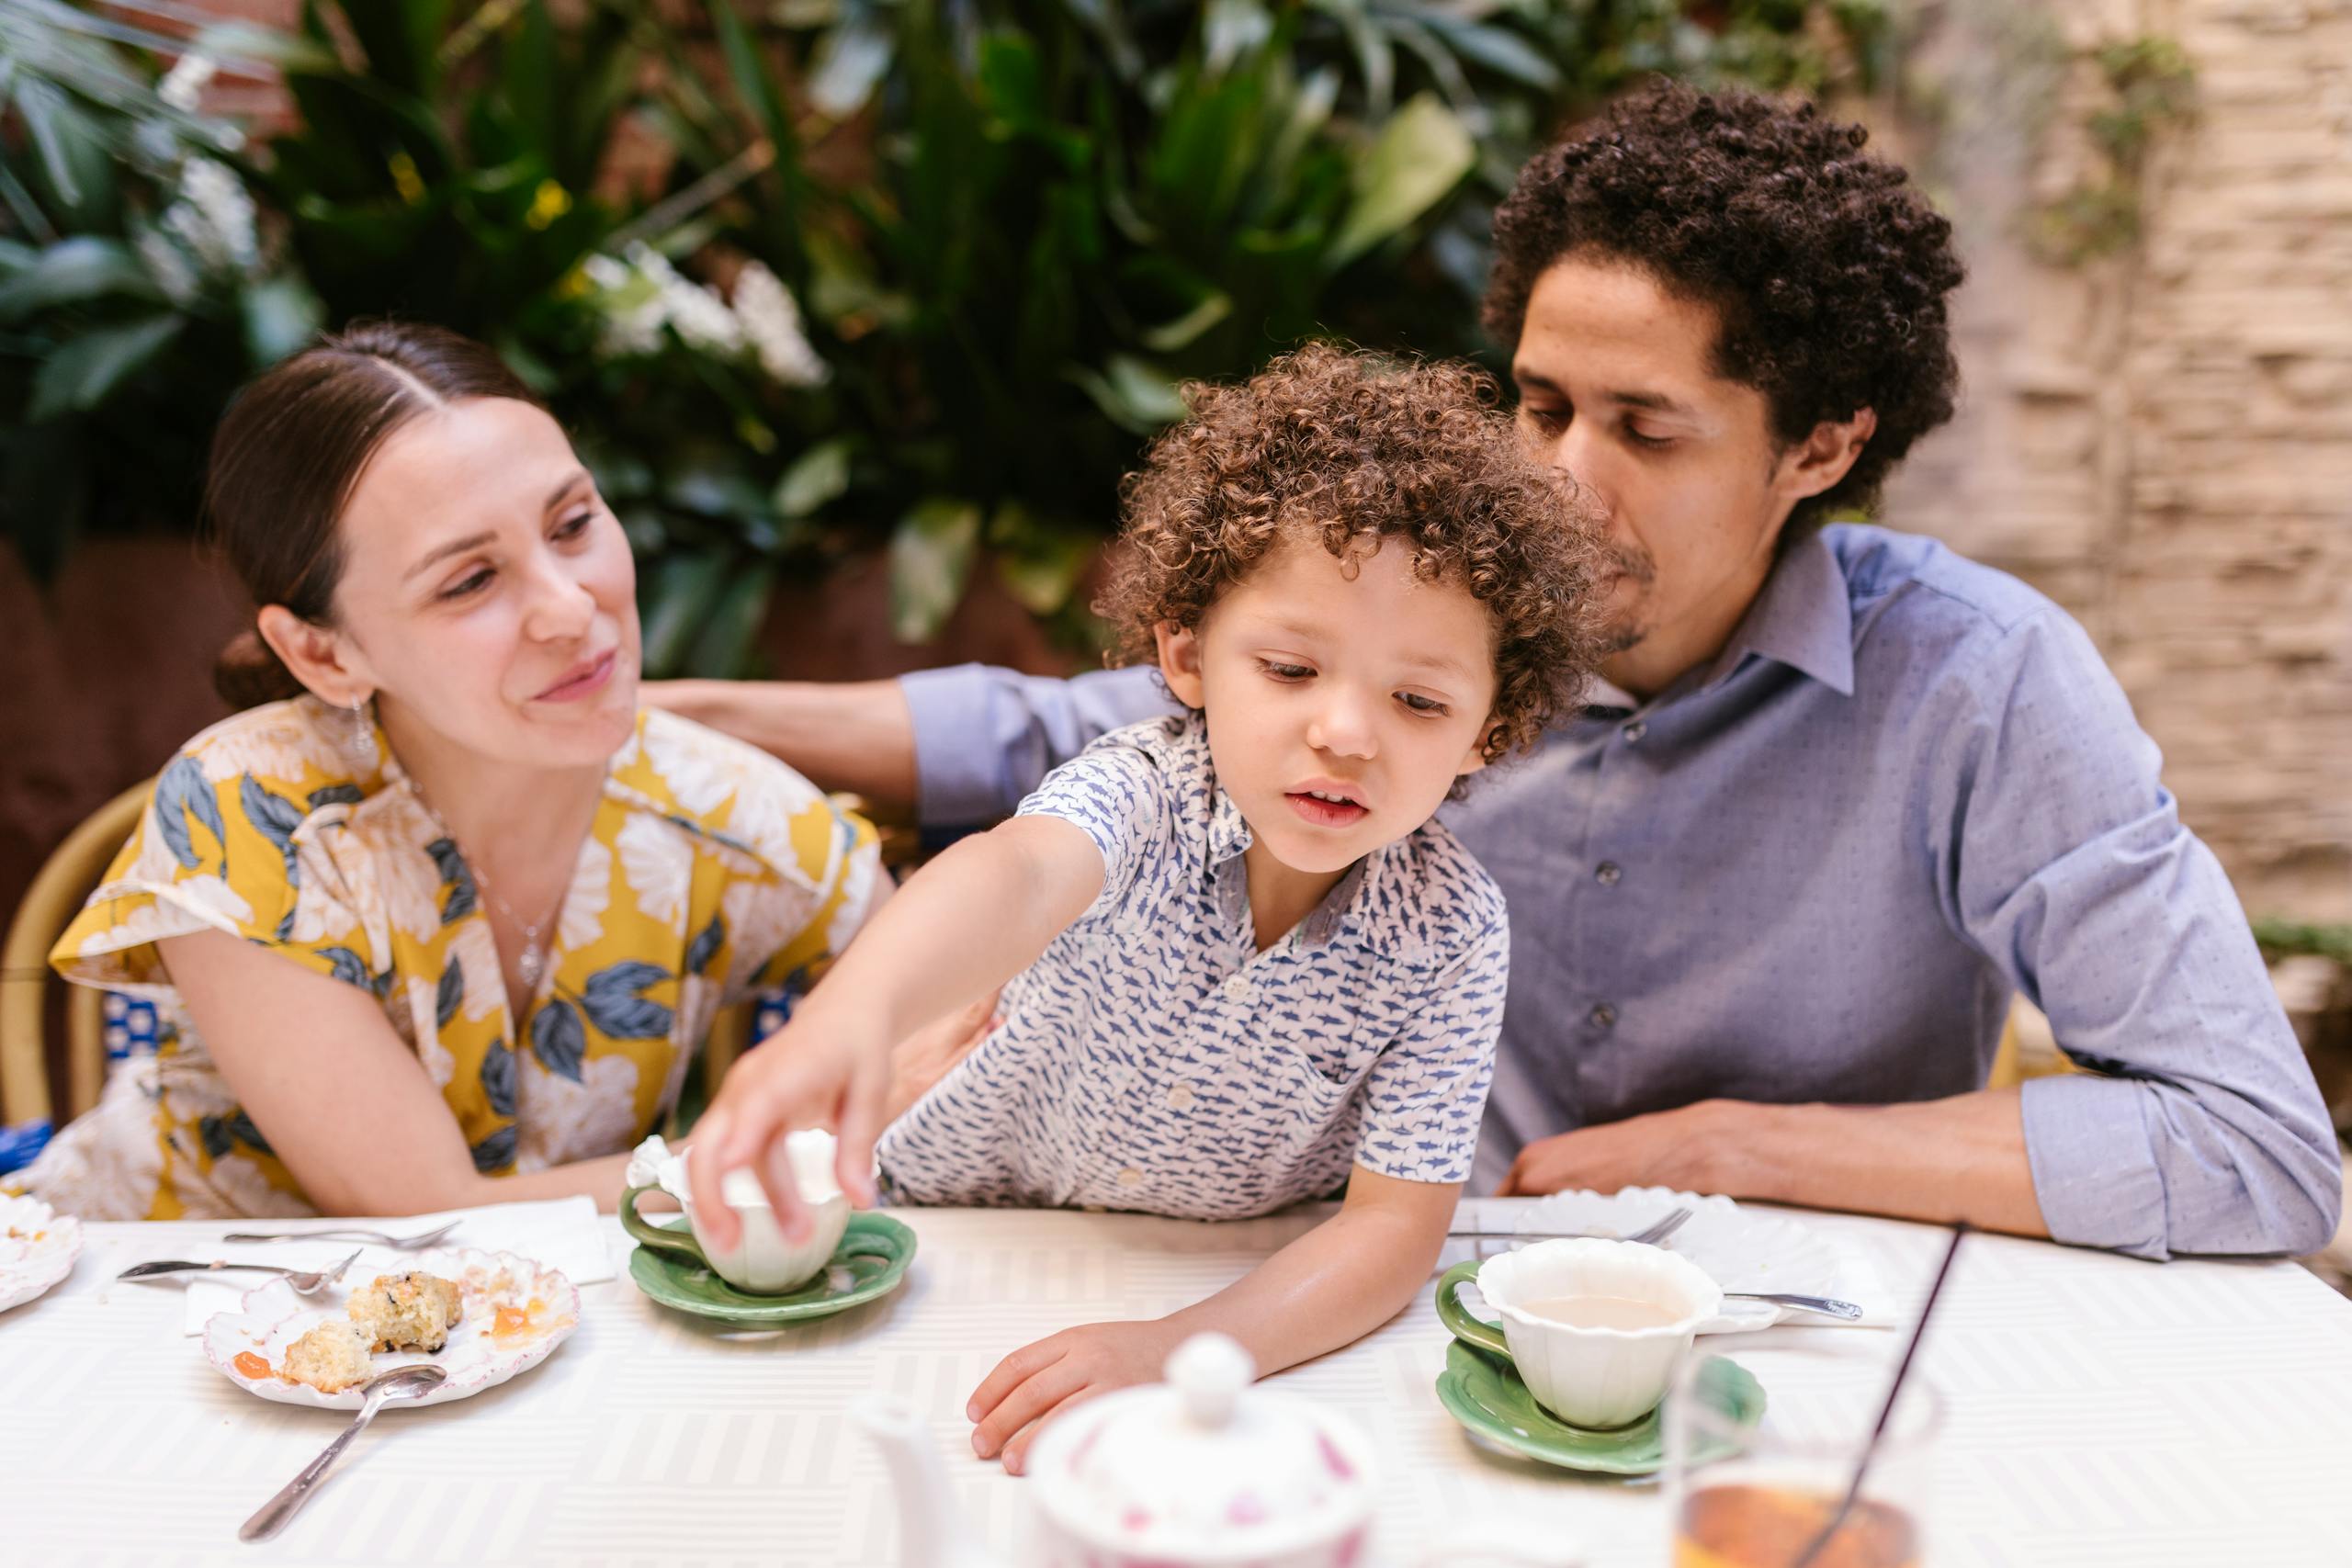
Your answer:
688;1005;892;1248
967;1318;1187;1474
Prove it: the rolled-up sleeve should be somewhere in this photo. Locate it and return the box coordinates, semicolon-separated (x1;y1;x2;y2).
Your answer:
1944;611;2341;1259
899;663;1175;828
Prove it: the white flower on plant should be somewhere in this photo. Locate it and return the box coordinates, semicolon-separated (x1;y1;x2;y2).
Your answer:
162;158;260;277
157;53;218;113
662;277;744;355
731;260;828;387
577;245;823;384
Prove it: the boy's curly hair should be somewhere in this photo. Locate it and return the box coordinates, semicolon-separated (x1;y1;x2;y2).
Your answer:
1095;343;1609;764
1484;80;1964;532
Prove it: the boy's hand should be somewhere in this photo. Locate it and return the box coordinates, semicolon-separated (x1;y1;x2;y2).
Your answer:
967;1319;1184;1474
689;1012;889;1249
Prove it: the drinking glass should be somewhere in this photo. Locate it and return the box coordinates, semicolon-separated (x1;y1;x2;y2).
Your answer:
1666;1344;1940;1568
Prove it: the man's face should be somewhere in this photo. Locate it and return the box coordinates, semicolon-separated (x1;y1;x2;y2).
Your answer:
1510;256;1813;673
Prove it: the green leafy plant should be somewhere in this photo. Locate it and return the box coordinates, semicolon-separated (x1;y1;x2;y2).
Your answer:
636;0;1894;654
4;0;1891;671
2255;919;2352;969
0;0;322;571
2027;33;2196;265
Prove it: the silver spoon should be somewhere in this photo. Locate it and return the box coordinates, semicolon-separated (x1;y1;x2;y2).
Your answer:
115;1249;361;1296
239;1365;448;1541
1725;1291;1864;1320
221;1220;460;1250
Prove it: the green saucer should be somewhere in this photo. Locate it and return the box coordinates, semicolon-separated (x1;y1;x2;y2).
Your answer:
1435;1342;1764;1475
626;1212;917;1324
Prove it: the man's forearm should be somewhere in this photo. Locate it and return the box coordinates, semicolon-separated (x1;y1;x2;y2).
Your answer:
1699;1089;2051;1238
646;679;917;812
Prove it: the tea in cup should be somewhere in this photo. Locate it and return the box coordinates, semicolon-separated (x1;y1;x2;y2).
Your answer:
1436;1238;1724;1428
620;1131;853;1294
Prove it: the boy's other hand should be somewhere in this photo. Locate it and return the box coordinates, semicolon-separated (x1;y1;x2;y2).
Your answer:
967;1318;1183;1474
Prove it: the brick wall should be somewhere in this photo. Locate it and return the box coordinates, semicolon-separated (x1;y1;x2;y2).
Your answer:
1881;0;2352;920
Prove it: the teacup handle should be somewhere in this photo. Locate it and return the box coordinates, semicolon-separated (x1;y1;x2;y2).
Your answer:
620;1184;707;1265
1435;1259;1511;1360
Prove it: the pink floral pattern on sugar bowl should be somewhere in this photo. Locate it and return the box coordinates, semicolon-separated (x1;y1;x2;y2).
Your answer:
202;1247;578;1410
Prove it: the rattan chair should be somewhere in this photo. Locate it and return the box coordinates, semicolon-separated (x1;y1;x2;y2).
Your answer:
1;781;151;1148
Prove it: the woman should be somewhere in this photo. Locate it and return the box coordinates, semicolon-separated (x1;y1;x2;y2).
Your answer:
15;321;882;1220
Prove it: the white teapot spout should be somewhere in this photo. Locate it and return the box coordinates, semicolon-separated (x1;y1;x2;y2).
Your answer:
851;1394;1006;1568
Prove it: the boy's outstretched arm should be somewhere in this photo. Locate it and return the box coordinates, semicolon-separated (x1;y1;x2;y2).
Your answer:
689;815;1106;1245
968;1167;1458;1472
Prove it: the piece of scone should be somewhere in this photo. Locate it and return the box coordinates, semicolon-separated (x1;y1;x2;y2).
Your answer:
282;1319;375;1393
347;1271;463;1352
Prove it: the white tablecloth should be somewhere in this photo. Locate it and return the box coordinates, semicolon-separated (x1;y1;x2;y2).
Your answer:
5;1198;2350;1566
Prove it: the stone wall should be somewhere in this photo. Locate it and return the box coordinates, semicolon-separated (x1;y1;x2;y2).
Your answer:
1879;0;2352;919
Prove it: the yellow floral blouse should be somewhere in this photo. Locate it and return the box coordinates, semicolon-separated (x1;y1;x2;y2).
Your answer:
17;696;880;1221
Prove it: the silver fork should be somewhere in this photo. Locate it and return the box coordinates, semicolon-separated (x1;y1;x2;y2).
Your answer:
1449;1206;1693;1247
220;1220;460;1250
115;1248;362;1295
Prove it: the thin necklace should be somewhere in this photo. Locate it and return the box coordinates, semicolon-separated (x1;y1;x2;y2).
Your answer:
406;784;559;992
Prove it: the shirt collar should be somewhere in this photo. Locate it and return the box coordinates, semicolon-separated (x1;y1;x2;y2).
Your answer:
1698;526;1856;696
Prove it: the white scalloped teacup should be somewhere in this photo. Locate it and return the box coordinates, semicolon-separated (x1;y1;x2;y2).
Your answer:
621;1133;850;1294
1440;1237;1723;1429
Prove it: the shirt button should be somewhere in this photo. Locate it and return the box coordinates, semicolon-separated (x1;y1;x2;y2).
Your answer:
1167;1084;1197;1111
1116;1167;1144;1189
1594;861;1622;887
1221;976;1253;1002
1589;1003;1617;1031
1621;720;1647;743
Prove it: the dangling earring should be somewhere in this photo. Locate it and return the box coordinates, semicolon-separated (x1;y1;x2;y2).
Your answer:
343;694;375;767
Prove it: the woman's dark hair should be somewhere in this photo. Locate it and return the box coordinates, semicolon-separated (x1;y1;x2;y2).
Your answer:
208;321;543;709
1484;79;1964;536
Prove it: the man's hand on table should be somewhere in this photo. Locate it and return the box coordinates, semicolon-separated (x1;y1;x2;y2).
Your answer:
967;1318;1185;1474
1497;1093;2053;1240
1495;1101;1724;1196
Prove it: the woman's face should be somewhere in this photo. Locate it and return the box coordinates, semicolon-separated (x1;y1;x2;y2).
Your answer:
322;397;640;770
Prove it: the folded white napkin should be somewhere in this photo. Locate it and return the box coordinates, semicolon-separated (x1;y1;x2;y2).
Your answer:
175;1195;613;1335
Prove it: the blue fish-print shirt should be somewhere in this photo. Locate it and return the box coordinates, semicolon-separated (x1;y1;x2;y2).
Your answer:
876;716;1510;1218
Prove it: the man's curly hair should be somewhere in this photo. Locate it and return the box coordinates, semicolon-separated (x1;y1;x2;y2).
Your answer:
1095;343;1610;765
1484;80;1964;532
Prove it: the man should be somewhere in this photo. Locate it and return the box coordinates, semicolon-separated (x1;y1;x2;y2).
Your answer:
658;83;2338;1260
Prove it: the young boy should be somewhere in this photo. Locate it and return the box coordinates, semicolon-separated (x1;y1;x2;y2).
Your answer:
692;344;1606;1469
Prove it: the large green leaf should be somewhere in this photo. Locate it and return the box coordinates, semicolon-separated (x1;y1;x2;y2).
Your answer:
0;236;158;321
1421;15;1563;91
888;498;982;644
990;502;1098;615
1068;354;1189;435
774;437;853;519
640;550;729;675
242;274;327;366
14;75;117;225
687;559;776;678
1325;92;1474;269
187;20;340;73
28;311;183;421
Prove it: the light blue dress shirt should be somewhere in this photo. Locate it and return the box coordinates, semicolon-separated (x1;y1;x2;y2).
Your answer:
898;525;2340;1259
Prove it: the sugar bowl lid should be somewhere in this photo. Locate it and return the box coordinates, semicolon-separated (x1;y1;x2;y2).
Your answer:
1029;1333;1375;1556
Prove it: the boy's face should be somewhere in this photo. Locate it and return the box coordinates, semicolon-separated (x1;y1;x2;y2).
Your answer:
1154;535;1498;875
